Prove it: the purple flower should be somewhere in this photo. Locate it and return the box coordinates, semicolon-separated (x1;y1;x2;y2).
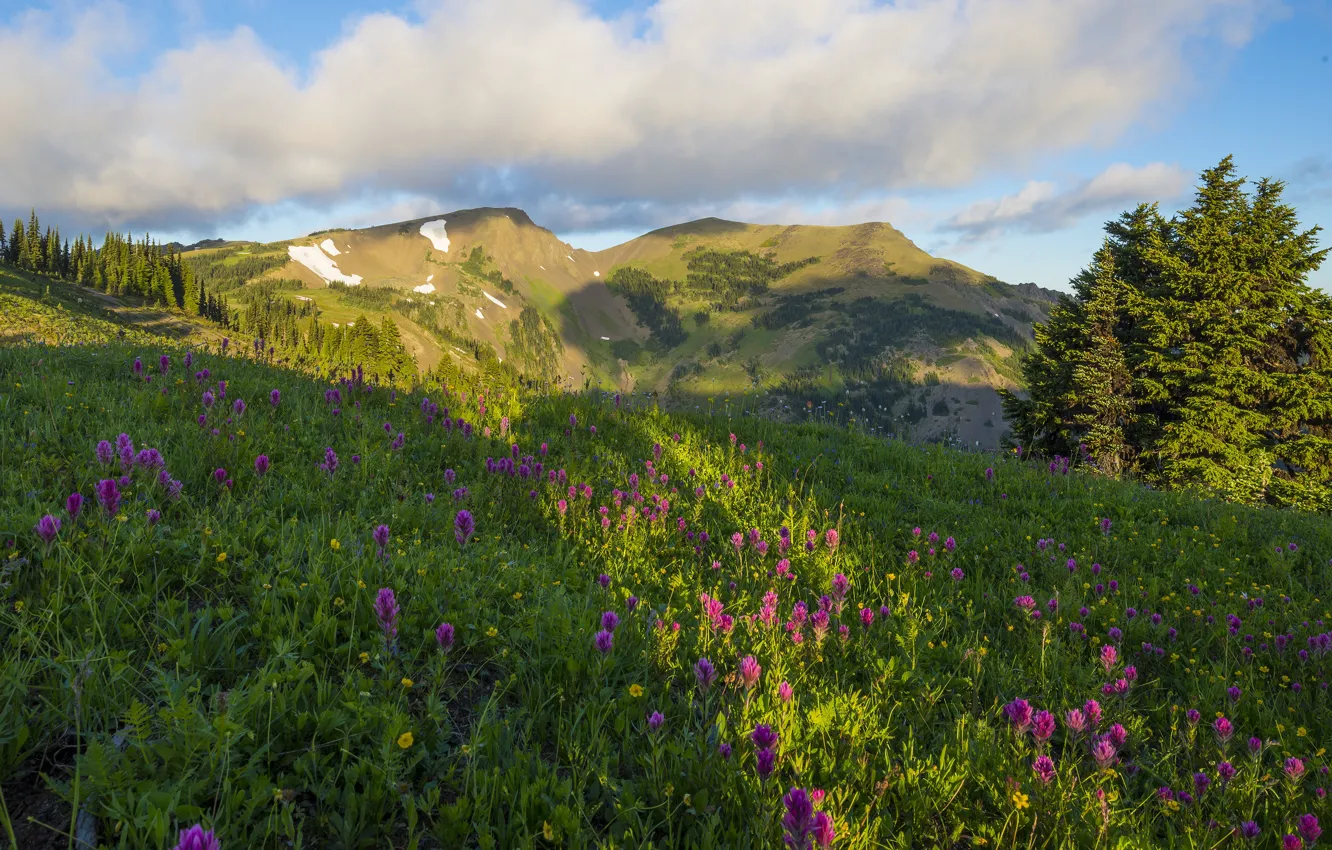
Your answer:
1218;761;1236;783
756;747;776;781
739;655;761;690
597;573;610;589
601;611;620;632
254;455;269;476
778;681;794;703
1239;821;1260;840
133;357;143;377
694;658;717;691
232;398;246;416
454;509;475;546
1186;709;1200;726
373;524;390;558
213;468;227;484
782;787;814;847
1065;708;1087;734
374;588;399;642
1213;716;1234;743
65;492;83;518
752;724;778;750
435;622;455;651
171;824;220;850
1228;686;1242;702
95;440;114;466
202;390;215;409
718;742;732;759
626;596;639;613
95;479;120;517
1286;757;1307;783
34;514;61;545
1284;835;1305;850
593;629;614;654
811;812;834;849
1298;815;1321;843
1194;771;1210;795
950;568;964;581
1249;736;1263;755
270;389;281;407
146;509;161;526
1033;755;1056;784
1092;737;1117;769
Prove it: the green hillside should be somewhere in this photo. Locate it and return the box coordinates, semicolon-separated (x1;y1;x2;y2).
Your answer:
1;341;1329;848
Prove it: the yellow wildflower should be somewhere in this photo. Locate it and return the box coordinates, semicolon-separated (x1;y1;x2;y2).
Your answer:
397;732;414;749
543;822;554;840
330;539;340;551
359;652;369;664
1012;791;1029;810
401;678;414;688
629;684;644;697
216;552;227;563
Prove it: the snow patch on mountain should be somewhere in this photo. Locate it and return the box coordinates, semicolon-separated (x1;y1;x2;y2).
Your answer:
420;220;450;252
288;245;362;286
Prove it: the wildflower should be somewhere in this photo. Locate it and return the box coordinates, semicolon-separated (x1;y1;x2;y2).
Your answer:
626;596;639;613
270;389;280;407
330;539;340;551
1004;698;1034;733
1213;716;1234;744
739;655;761;690
374;588;399;642
752;724;778;750
593;629;614;654
601;611;620;632
65;492;83;518
1092;737;1117;769
694;658;717;691
454;510;475;546
401;677;413;688
718;742;733;759
435;622;455;652
779;681;794;703
397;732;414;749
202;390;215;409
628;684;643;698
1228;685;1242;702
254;455;269;476
1186;708;1200;726
1012;791;1030;810
951;568;964;581
782;787;814;847
811;811;835;849
1101;645;1119;674
147;509;161;526
1285;836;1305;850
598;573;610;588
1032;710;1056;744
95;479;120;517
1033;755;1056;784
373;524;390;559
647;711;664;733
233;398;246;416
171;824;220;850
1239;821;1260;840
1298;815;1321;843
756;747;776;781
824;529;839;550
1248;736;1262;755
1194;771;1210;795
861;607;874;628
1286;757;1307;783
34;514;60;545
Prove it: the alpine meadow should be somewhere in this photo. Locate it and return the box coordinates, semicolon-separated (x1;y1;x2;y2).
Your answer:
2;1;1332;848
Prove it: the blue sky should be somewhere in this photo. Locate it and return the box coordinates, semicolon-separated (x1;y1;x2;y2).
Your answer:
1;0;1329;291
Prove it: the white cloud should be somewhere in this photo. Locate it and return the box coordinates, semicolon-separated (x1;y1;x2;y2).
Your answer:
938;162;1194;240
0;0;1278;234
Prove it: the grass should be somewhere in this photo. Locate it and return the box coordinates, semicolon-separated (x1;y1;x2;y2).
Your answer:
1;341;1330;849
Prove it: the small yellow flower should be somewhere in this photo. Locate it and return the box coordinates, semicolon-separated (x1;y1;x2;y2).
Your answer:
357;579;366;589
543;822;554;840
263;583;272;590
359;651;370;663
1012;791;1029;810
486;626;498;637
13;601;24;612
1297;727;1308;737
512;591;523;600
397;731;414;749
417;569;426;577
334;597;344;606
330;539;341;551
629;684;644;697
401;677;414;688
216;552;227;563
273;789;283;802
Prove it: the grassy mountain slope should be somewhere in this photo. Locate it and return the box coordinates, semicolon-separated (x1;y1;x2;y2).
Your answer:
183;208;1062;448
2;340;1329;848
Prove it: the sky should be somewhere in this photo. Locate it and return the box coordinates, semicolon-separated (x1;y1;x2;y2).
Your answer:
0;0;1329;292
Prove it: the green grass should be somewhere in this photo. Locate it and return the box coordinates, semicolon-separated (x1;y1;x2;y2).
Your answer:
1;342;1330;848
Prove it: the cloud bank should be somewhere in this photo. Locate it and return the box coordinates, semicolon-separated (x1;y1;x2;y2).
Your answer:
0;0;1276;236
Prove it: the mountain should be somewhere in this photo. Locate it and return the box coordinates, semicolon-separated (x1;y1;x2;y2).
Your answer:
182;207;1062;448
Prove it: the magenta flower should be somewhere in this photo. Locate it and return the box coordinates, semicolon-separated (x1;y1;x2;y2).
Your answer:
65;492;83;518
146;509;161;526
34;514;61;545
593;629;614;654
269;389;281;407
1032;710;1056;744
95;479;120;517
601;611;620;632
1033;754;1056;784
435;622;455;652
647;711;664;733
1004;698;1033;733
202;390;215;409
950;568;964;581
1284;835;1305;850
811;811;834;849
1286;757;1307;783
1218;761;1236;783
824;529;839;550
1092;737;1117;769
96;440;114;465
171;824;220;850
373;524;390;558
778;680;794;703
1213;716;1234;744
739;655;761;690
374;588;399;642
1100;644;1118;673
232;398;246;416
454;509;475;546
1227;685;1242;702
254;455;269;476
1239;821;1260;840
694;658;717;691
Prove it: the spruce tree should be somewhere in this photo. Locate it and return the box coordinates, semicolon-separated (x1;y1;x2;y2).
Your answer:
1004;157;1332;510
0;218;6;261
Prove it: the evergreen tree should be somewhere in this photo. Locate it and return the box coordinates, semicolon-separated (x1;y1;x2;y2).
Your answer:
0;218;6;261
1003;157;1332;510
